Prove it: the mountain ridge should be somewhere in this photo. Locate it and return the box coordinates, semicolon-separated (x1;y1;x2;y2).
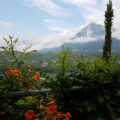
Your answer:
40;23;120;53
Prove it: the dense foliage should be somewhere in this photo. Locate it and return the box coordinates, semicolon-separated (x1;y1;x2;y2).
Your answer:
43;56;120;120
0;37;72;120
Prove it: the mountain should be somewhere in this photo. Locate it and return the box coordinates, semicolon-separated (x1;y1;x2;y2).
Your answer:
41;23;120;53
74;23;105;38
41;39;120;53
63;38;120;52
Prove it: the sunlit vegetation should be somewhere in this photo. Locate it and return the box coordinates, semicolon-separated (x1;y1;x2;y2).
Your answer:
0;1;120;120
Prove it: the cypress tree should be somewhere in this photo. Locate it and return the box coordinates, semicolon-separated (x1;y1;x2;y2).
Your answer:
103;0;114;61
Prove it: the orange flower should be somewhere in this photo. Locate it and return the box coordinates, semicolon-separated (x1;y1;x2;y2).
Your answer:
24;110;36;120
45;105;56;116
16;77;24;83
56;111;63;120
12;68;20;76
45;98;57;116
47;98;56;106
6;66;12;75
65;112;71;120
34;72;40;81
6;66;20;76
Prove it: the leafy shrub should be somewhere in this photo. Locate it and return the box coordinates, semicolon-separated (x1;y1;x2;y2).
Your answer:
0;36;42;119
0;36;37;68
43;57;120;120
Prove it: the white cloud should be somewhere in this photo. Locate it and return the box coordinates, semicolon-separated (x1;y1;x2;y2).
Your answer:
0;21;15;27
49;26;67;33
62;0;97;6
113;30;120;39
21;0;70;17
0;27;79;50
1;0;120;50
61;0;104;26
18;24;99;50
61;0;120;30
111;0;120;30
44;19;68;33
0;36;5;46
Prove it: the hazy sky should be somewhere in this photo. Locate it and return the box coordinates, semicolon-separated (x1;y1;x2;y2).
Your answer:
0;0;120;49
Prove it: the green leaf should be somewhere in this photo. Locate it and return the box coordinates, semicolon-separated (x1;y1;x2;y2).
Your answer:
0;46;7;50
3;37;9;44
14;37;19;44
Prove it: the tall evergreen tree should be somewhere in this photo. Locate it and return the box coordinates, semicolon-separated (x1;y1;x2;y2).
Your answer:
103;0;114;61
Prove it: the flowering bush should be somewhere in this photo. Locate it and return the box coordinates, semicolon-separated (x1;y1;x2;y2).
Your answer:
6;65;41;89
0;65;42;118
0;36;41;97
0;36;71;120
24;98;71;120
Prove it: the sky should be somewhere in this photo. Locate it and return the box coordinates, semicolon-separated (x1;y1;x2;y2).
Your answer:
0;0;120;50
